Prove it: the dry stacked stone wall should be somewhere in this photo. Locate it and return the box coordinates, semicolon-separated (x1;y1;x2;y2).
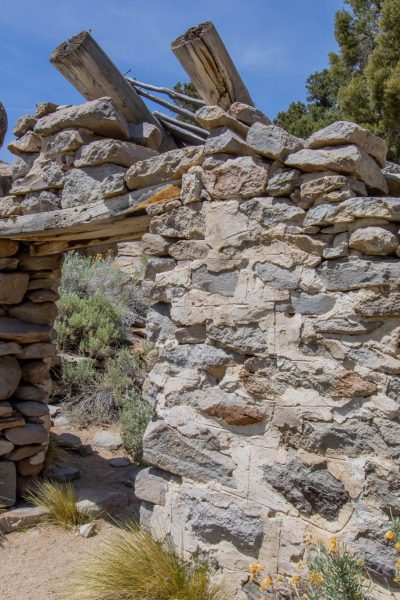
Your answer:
2;96;400;597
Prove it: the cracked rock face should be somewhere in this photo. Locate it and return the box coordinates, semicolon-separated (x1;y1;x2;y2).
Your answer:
264;458;349;519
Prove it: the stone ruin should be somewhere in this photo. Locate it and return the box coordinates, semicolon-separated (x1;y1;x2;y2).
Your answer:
1;23;400;598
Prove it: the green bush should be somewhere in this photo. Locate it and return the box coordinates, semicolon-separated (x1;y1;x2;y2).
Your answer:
120;389;153;463
56;293;124;358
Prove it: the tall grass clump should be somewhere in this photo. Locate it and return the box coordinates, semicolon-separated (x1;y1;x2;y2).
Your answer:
69;523;222;600
25;480;93;530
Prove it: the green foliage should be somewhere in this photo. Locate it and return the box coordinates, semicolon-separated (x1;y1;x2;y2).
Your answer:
119;389;153;463
68;522;222;600
25;480;94;530
55;293;124;359
275;0;400;159
173;81;201;123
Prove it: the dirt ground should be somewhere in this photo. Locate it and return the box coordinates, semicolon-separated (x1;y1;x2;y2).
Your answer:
0;422;139;600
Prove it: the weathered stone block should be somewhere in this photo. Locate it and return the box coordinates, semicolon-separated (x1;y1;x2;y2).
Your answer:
0;273;29;304
0;461;16;507
247;122;304;161
61;164;126;208
202;155;269;200
0;357;21;400
74;139;157;168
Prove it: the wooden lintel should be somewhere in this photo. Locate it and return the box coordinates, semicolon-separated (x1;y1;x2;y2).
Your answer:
31;231;144;256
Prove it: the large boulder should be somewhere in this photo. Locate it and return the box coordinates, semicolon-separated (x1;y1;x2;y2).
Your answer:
34;97;129;139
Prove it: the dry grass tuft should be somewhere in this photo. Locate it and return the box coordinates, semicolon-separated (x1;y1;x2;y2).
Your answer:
24;480;92;530
68;523;223;600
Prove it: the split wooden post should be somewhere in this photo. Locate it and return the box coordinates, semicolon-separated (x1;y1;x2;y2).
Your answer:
171;22;254;110
50;31;176;151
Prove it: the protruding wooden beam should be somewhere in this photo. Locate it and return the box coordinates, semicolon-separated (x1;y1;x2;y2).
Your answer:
50;31;176;151
171;22;254;110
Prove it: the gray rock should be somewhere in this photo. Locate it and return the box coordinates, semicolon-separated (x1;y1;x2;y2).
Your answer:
204;127;254;156
195;105;249;137
125;146;204;189
74;138;157;168
267;168;300;197
0;438;14;456
134;467;169;505
0;273;29;304
56;432;82;450
144;257;175;281
157;343;240;370
188;387;267;425
34;97;129;139
10;158;64;195
100;171;127;199
76;489;128;519
383;162;400;196
0;239;19;258
192;266;238;296
48;466;80;482
228;102;270;126
13;114;37;137
139;500;154;530
21;191;60;214
42;127;95;156
186;496;263;551
291;292;336;315
146;304;176;344
352;534;396;584
9;301;58;326
0;318;54;344
247;122;304;161
143;421;236;487
286;145;388;193
149;204;205;239
79;522;96;538
93;430;122;450
5;424;49;445
0;342;21;356
255;262;301;290
141;233;170;256
306;121;387;168
0;357;21;400
61;165;126;208
108;457;131;467
128;122;162;151
356;292;400;317
11;153;36;181
0;461;16;507
349;227;398;256
15;384;49;402
239;196;305;228
17;343;56;359
346;347;400;374
169;240;209;261
175;325;206;344
207;322;268;355
265;458;348;519
14;402;49;417
305;196;400;228
202;155;269;200
317;258;400;291
0;505;47;532
323;232;349;259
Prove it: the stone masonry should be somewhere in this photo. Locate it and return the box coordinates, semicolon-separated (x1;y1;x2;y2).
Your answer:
1;96;400;597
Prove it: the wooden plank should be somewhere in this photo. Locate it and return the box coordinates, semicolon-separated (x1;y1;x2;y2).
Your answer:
50;31;176;151
31;231;144;256
171;22;254;110
0;181;181;241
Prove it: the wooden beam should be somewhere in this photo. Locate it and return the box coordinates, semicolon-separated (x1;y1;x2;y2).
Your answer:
0;181;180;241
171;22;254;110
31;231;145;256
126;78;205;107
50;31;176;151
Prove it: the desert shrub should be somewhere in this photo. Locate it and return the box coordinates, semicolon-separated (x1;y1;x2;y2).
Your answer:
119;389;153;463
56;293;124;358
101;348;144;406
60;252;129;302
68;523;222;600
25;480;93;530
249;536;371;599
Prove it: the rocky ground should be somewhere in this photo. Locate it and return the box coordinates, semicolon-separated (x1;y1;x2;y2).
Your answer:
0;418;139;600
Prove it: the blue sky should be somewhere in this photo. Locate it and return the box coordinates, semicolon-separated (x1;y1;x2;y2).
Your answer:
0;0;344;161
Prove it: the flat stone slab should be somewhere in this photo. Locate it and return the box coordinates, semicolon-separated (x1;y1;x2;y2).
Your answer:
0;504;48;533
93;430;122;450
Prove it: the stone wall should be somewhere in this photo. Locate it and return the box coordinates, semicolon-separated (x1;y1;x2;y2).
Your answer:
2;95;400;597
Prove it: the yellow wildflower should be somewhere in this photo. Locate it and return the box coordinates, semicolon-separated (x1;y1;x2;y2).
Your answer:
260;576;273;591
249;563;262;580
295;560;306;572
395;542;400;551
288;575;302;588
385;530;396;541
327;536;339;553
393;576;400;584
274;574;284;582
308;571;324;585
